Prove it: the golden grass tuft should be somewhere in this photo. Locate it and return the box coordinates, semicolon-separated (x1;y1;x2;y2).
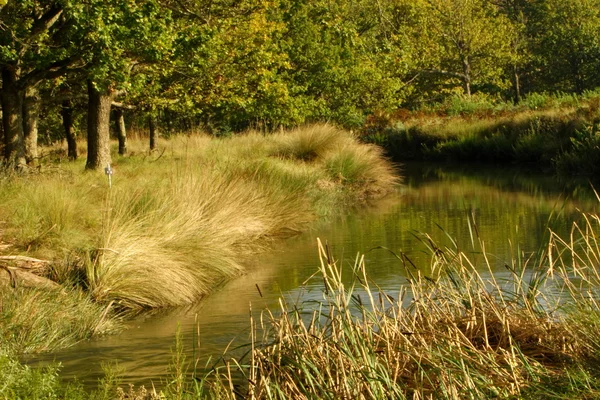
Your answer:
272;124;353;161
324;142;400;197
89;168;313;309
1;124;399;311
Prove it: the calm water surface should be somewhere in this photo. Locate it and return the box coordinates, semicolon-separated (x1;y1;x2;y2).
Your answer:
27;164;598;388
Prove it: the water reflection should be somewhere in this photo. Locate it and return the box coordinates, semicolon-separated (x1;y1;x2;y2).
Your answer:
26;163;598;388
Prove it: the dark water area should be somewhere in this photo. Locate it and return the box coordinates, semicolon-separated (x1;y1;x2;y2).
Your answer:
25;163;599;389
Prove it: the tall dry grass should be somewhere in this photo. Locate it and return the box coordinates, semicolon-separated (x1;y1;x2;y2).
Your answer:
201;210;600;399
90;169;312;309
0;124;399;312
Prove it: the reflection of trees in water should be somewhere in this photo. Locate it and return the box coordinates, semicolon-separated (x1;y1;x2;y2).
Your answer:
403;162;597;207
312;169;594;288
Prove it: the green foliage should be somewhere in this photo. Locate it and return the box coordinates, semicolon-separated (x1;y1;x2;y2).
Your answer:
4;0;600;139
442;93;498;116
427;133;514;163
555;122;600;176
528;0;600;93
521;92;552;110
0;352;90;400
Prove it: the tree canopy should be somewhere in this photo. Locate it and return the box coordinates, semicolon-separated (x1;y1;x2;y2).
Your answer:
1;0;600;165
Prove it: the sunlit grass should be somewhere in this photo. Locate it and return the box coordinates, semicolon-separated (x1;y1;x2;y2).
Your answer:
0;124;399;313
0;287;120;354
8;208;600;398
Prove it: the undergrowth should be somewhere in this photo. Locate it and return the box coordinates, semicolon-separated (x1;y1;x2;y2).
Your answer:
363;92;600;176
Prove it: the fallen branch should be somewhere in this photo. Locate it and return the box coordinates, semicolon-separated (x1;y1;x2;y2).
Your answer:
0;255;50;264
0;266;59;289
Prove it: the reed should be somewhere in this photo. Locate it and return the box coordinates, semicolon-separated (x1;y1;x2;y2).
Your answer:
203;211;600;399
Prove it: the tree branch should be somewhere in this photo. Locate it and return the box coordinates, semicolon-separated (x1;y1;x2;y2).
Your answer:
18;3;64;58
112;101;136;110
29;4;63;41
422;69;467;80
20;56;84;87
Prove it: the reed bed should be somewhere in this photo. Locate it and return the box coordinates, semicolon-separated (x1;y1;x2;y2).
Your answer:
195;212;600;399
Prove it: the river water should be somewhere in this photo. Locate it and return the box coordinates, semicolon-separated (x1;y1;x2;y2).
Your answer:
27;163;598;389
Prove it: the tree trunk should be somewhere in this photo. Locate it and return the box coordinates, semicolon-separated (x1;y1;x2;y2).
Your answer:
61;99;77;160
1;66;26;168
165;109;172;134
512;64;521;104
114;108;127;155
23;85;40;165
572;58;585;94
0;108;4;157
149;115;158;151
462;57;472;97
86;80;114;170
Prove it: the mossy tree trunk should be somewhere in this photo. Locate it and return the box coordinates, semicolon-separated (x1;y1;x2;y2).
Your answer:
86;80;114;170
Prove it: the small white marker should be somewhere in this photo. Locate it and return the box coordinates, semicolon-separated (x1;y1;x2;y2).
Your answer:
104;163;113;188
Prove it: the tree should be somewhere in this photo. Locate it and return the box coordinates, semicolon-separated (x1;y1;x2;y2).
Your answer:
71;0;173;169
397;0;517;98
493;0;532;102
528;0;600;93
274;0;405;126
0;1;83;167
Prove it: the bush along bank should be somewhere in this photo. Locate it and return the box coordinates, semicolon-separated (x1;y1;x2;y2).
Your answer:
0;124;399;357
362;92;600;177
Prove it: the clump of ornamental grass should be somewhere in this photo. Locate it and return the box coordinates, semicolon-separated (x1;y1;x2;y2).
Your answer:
0;124;398;312
0;287;120;354
272;124;352;161
88;166;313;310
324;143;399;196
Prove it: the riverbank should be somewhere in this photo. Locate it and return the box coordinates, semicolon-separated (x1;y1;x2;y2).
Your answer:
185;212;600;399
5;166;600;398
216;226;600;399
12;211;600;399
362;92;600;178
0;124;398;359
